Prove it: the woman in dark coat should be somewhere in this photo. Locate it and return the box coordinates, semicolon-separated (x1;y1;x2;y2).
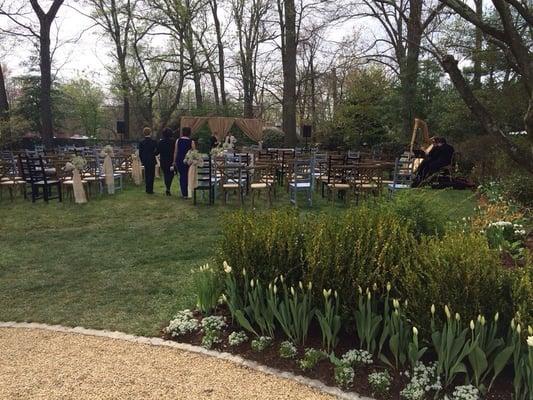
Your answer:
157;127;176;196
173;127;195;198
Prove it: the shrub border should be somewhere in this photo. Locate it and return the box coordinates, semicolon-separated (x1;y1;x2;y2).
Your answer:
0;321;373;400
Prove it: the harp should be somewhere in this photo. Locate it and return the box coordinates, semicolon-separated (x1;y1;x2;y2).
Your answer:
409;118;433;155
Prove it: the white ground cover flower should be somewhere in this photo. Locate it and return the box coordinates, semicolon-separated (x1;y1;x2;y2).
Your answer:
165;310;199;337
334;364;355;388
228;331;248;346
452;385;480;400
201;315;226;332
368;371;392;395
251;336;272;352
341;349;373;366
400;362;442;400
279;341;297;359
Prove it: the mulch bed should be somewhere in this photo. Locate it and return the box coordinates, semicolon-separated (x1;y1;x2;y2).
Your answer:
162;308;512;400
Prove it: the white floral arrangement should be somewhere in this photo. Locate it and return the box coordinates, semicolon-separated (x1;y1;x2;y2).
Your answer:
279;341;297;359
228;331;248;346
341;349;373;366
100;145;114;158
400;362;442;400
334;364;355;389
184;149;205;167
164;309;199;337
451;384;480;400
368;371;392;395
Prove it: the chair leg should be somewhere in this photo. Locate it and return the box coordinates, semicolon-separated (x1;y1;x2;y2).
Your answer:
251;190;255;207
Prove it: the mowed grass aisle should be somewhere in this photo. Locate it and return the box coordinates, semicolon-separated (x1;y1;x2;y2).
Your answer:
0;181;223;336
0;180;476;337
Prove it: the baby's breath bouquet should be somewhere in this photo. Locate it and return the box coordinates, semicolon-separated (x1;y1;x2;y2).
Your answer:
71;156;87;171
63;162;75;172
100;145;114;157
184;149;204;167
210;146;224;157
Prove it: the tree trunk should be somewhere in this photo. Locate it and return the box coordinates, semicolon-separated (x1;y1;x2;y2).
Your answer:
0;63;9;119
472;0;483;89
331;67;338;116
210;0;226;108
118;57;130;139
441;55;533;173
282;0;297;147
39;23;54;144
401;0;423;138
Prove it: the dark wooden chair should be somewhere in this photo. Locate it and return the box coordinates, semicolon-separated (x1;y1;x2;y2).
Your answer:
194;155;217;205
18;154;62;203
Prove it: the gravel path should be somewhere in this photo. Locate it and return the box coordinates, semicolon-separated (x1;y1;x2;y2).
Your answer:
0;328;336;400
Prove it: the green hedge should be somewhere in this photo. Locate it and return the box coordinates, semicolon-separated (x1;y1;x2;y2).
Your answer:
217;207;520;330
305;208;422;309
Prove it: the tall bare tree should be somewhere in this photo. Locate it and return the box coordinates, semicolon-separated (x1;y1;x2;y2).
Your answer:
0;0;65;142
233;0;272;118
277;0;297;145
84;0;137;139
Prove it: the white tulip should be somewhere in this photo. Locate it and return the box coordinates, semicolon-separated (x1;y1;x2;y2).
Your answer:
334;290;338;299
291;286;295;296
358;286;363;294
528;326;533;336
393;299;400;309
386;282;391;292
511;319;516;330
268;283;272;291
221;294;227;302
480;316;486;326
299;281;303;290
517;324;521;334
494;312;499;322
223;261;232;274
323;289;330;298
280;275;284;283
242;268;247;276
527;336;533;347
373;283;378;291
445;305;451;319
477;314;482;323
413;327;418;336
455;313;461;321
470;320;475;331
273;285;278;294
250;279;255;288
367;291;371;300
308;282;312;291
431;304;436;315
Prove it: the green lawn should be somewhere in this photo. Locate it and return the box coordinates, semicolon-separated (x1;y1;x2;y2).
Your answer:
0;180;477;336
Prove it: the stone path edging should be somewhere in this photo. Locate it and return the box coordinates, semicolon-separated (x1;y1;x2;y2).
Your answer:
0;321;374;400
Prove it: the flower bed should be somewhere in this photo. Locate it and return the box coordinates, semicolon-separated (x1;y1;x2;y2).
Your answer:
162;305;515;400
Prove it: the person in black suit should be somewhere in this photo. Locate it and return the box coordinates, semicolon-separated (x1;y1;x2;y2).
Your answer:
209;133;219;149
138;127;159;194
158;127;176;196
413;137;455;187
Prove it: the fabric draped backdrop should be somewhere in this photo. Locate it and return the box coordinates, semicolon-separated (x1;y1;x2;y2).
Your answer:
208;117;235;142
179;116;266;143
103;155;115;194
181;116;208;135
234;118;265;143
72;169;87;204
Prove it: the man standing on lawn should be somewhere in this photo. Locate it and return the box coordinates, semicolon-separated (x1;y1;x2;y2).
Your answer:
138;127;159;194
